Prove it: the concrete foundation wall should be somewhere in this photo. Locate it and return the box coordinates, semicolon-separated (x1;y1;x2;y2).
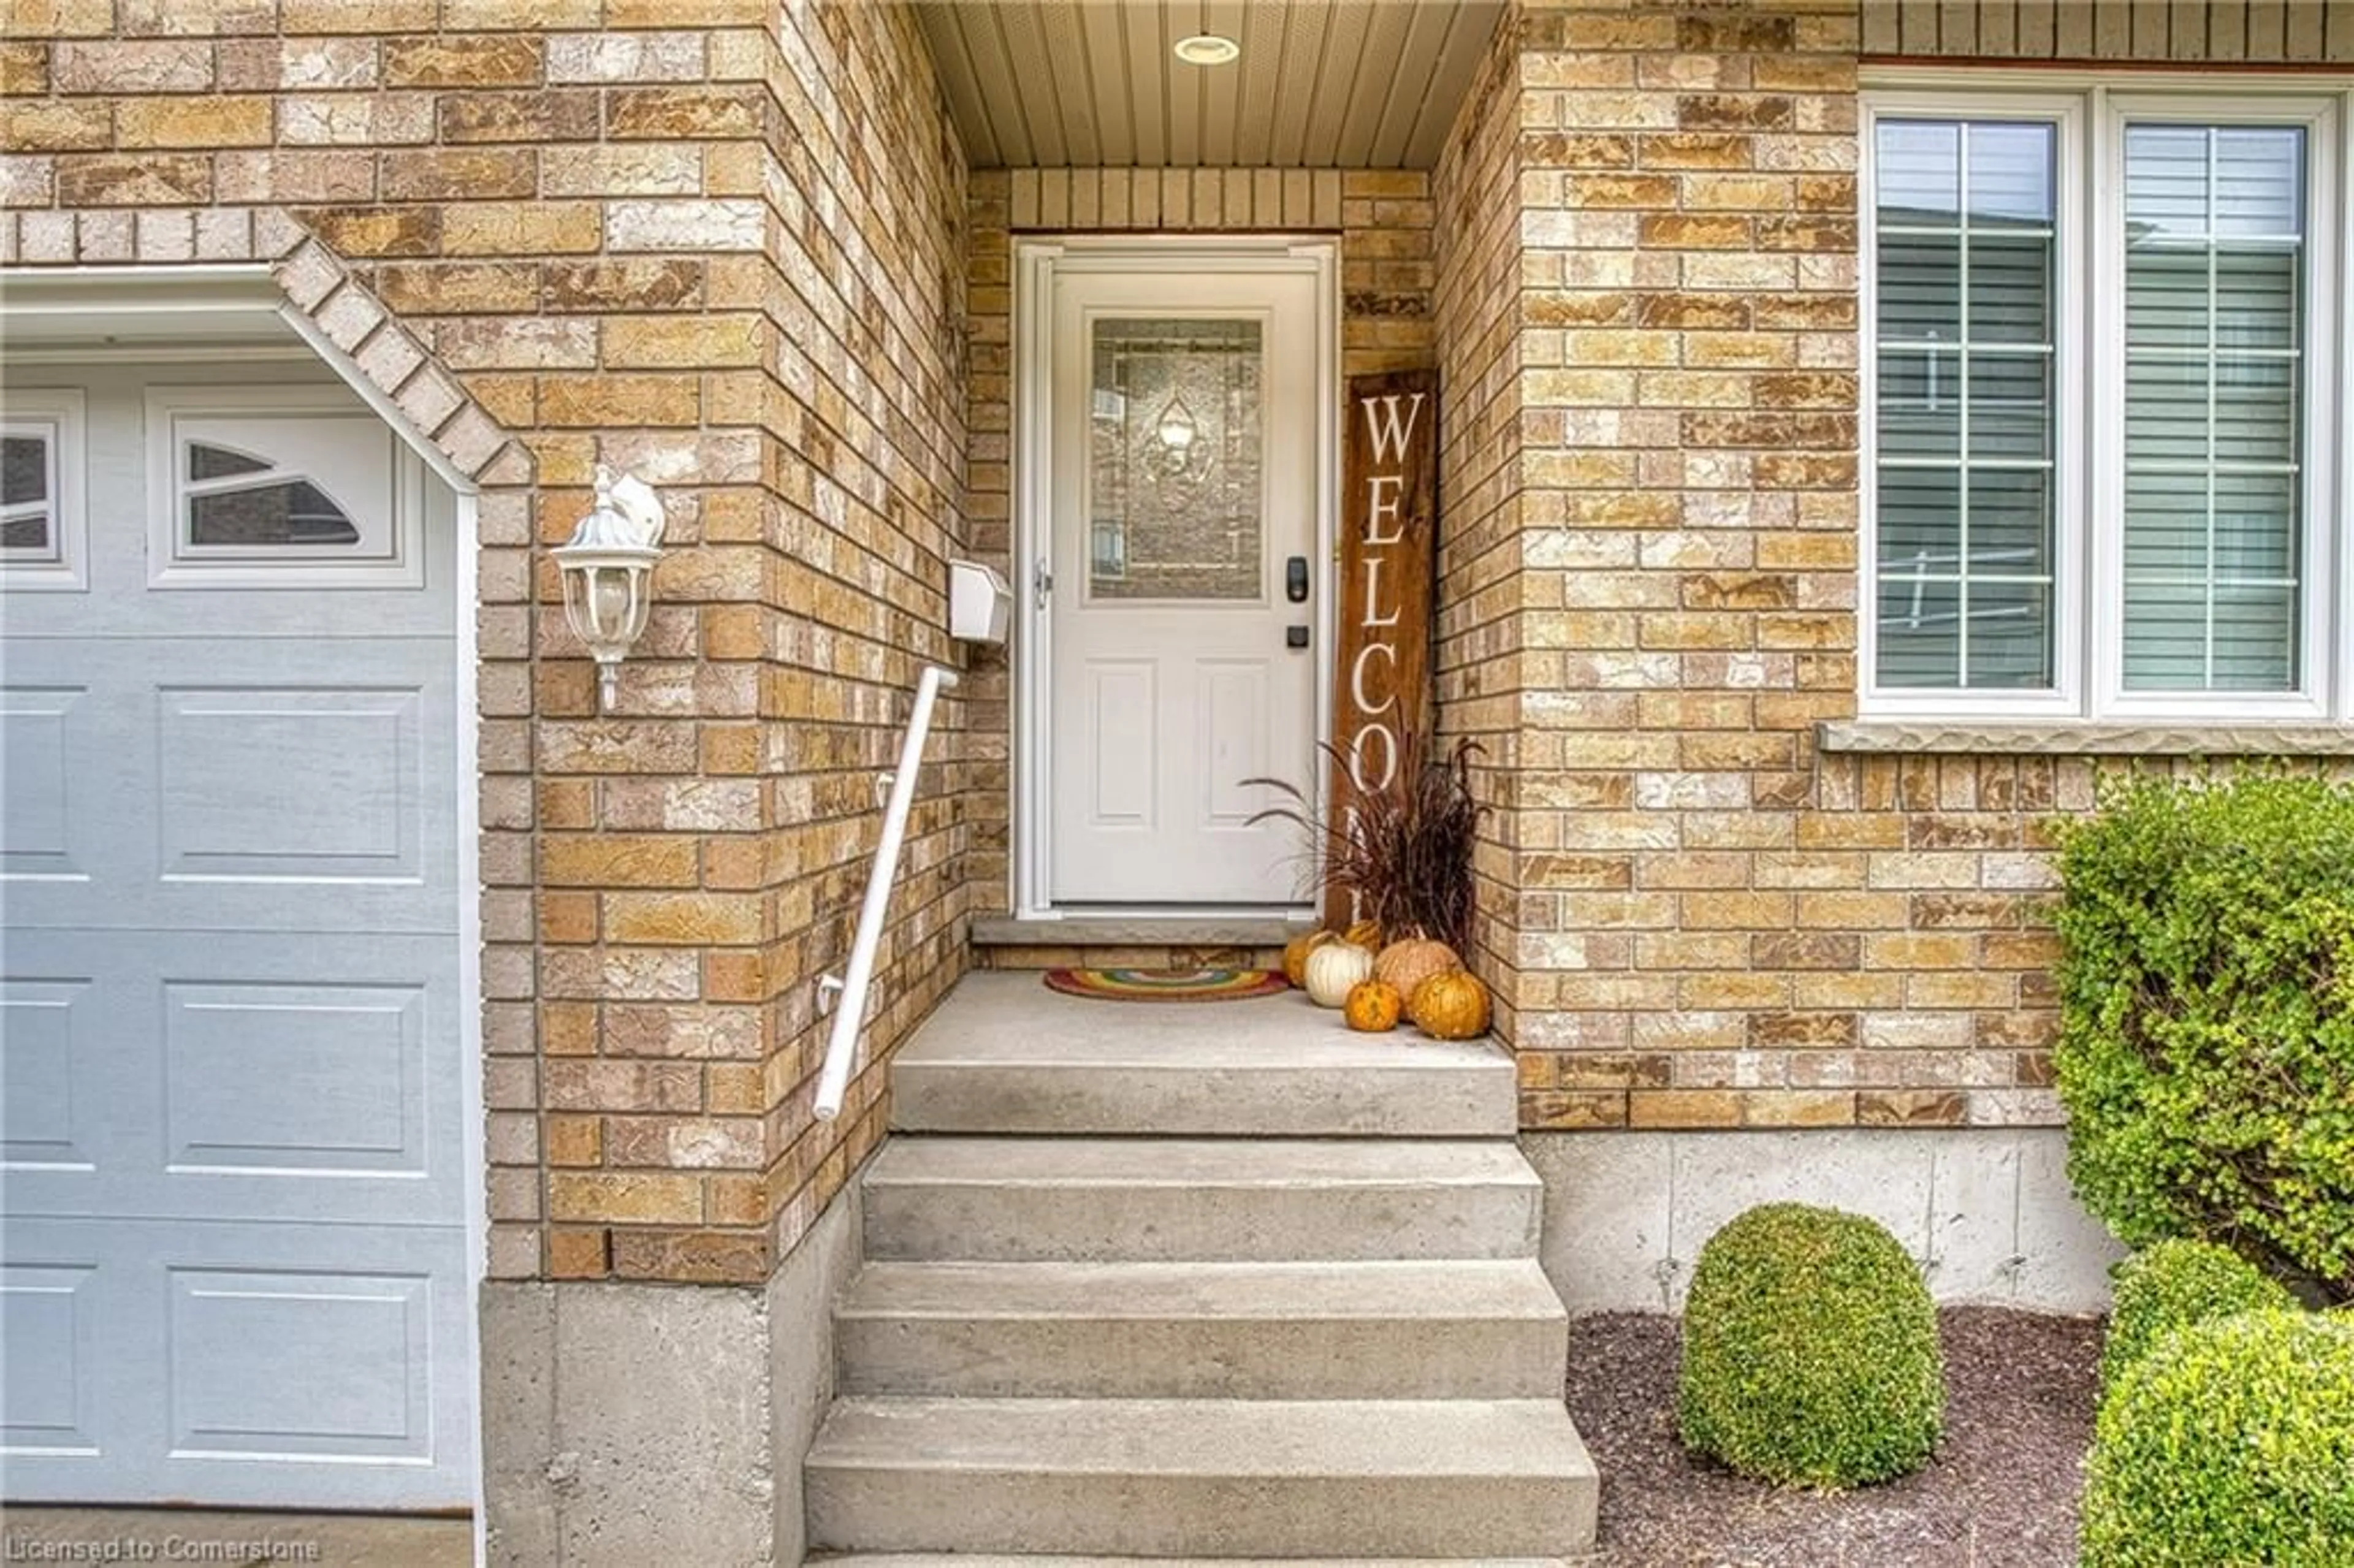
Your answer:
770;1184;863;1568
480;1177;863;1567
1525;1128;2123;1316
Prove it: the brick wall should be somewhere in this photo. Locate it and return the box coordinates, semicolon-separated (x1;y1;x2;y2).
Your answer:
961;166;1436;915
728;0;968;1278
1431;10;1529;1027
0;0;970;1284
1462;0;2352;1135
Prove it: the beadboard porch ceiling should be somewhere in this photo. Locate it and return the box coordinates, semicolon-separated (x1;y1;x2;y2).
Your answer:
912;1;1506;169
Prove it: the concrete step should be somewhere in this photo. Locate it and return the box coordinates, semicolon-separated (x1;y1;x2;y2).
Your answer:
861;1136;1543;1263
891;971;1515;1137
836;1258;1569;1399
812;1558;1580;1566
804;1396;1598;1558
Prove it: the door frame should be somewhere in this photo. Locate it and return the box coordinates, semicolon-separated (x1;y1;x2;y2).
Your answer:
1011;235;1340;919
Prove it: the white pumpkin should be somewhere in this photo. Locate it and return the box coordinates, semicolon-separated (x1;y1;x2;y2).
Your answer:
1303;939;1374;1008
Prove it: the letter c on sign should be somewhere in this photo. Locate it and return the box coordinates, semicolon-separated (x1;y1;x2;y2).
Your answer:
1350;641;1398;716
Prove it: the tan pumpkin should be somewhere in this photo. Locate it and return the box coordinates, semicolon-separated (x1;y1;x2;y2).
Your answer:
1343;979;1404;1033
1303;939;1375;1008
1409;968;1491;1040
1374;936;1460;1004
1343;918;1384;951
1282;929;1335;988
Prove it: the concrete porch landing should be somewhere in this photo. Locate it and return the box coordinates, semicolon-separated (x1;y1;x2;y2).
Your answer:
890;969;1517;1138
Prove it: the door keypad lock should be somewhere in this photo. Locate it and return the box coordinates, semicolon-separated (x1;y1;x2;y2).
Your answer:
1286;555;1309;604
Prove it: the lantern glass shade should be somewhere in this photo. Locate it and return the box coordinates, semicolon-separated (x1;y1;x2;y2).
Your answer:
555;543;658;709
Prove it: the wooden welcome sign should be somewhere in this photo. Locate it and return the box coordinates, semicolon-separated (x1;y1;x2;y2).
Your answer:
1325;367;1437;929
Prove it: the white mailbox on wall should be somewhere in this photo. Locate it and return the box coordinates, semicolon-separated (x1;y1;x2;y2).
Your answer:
948;558;1011;645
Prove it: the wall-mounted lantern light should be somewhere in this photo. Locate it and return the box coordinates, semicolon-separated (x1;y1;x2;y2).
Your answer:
554;465;666;711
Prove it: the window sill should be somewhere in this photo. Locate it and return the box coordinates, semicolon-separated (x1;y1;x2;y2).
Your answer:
1818;720;2354;756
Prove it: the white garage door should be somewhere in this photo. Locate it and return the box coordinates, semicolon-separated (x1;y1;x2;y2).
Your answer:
1;362;475;1510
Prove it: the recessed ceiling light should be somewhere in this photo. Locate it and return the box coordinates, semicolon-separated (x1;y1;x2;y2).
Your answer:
1173;33;1240;66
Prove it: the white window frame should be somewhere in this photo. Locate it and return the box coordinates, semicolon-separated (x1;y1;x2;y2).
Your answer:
0;388;88;593
145;384;425;591
2095;91;2342;722
1861;74;2353;726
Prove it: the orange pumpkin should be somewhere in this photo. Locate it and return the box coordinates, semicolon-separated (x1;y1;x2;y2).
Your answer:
1282;929;1335;988
1374;936;1460;1003
1343;918;1384;951
1343;979;1404;1033
1409;968;1491;1041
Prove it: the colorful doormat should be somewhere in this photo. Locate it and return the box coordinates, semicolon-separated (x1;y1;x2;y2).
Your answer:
1042;966;1290;1002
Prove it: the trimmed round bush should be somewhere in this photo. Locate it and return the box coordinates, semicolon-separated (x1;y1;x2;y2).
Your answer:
2081;1309;2354;1568
2052;769;2354;1301
2101;1238;2296;1393
1676;1203;1943;1488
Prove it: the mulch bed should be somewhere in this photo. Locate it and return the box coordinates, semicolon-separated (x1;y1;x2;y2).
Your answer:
1567;1306;2104;1567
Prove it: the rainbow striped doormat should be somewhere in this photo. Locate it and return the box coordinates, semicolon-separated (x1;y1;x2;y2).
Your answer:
1041;967;1290;1002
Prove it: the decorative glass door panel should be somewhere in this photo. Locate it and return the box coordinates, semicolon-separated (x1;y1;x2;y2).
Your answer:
1086;318;1265;603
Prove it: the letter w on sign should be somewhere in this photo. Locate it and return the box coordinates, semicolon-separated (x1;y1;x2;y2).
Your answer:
1326;368;1437;928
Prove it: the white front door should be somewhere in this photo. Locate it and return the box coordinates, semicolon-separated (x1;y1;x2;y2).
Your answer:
1045;262;1322;906
0;362;474;1510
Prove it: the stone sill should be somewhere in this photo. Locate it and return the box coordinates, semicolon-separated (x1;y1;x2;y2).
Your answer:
972;914;1317;947
1818;720;2354;757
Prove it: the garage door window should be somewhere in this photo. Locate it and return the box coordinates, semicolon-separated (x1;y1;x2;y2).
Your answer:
185;441;363;549
148;387;421;589
0;389;87;591
3;432;53;549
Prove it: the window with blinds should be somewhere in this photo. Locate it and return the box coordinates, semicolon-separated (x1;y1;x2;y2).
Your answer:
1863;85;2345;724
2120;126;2306;692
1873;118;2057;691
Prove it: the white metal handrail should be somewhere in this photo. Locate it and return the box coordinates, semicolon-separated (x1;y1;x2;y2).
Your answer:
813;662;960;1122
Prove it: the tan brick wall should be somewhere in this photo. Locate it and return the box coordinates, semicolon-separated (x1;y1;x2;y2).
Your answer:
1489;0;1895;1133
1462;0;2352;1135
1431;7;1530;1028
1;0;970;1284
961;166;1436;914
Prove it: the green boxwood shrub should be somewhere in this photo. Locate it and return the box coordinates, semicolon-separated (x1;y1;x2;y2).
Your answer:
1676;1203;1943;1488
2052;768;2354;1302
2081;1309;2354;1567
2100;1238;2296;1393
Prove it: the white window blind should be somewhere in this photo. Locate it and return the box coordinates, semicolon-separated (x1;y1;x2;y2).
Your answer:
2120;124;2307;692
1873;118;2058;691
